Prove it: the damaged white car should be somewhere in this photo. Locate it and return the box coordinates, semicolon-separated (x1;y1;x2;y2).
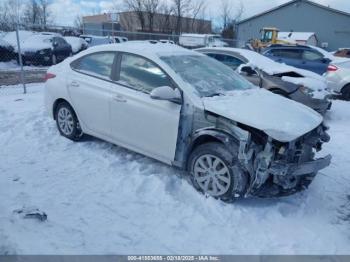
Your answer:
44;42;331;201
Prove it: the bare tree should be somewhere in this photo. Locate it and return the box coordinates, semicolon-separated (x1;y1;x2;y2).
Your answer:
38;0;52;27
125;0;146;31
74;15;83;30
220;0;244;38
23;0;41;25
156;2;174;33
189;0;206;32
172;0;191;34
144;0;160;32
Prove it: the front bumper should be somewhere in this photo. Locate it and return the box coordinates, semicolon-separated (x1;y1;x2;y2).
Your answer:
269;154;331;177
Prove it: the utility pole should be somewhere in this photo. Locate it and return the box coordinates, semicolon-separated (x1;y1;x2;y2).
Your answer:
16;0;26;94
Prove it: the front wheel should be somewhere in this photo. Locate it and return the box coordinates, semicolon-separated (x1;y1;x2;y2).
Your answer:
55;102;83;141
187;142;248;202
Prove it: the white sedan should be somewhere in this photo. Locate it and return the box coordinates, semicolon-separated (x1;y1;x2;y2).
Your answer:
324;61;350;100
44;42;331;201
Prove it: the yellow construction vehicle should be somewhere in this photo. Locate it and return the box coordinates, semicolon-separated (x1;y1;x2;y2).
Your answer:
248;27;294;52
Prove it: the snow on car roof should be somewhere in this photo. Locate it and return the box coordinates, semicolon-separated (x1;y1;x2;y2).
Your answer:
0;38;11;48
3;30;36;47
86;41;196;57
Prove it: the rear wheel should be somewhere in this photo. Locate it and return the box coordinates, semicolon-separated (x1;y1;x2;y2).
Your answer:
341;84;350;101
55;102;83;141
187;142;247;202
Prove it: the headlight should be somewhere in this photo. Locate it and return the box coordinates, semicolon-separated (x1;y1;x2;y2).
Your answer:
39;49;50;55
299;85;314;97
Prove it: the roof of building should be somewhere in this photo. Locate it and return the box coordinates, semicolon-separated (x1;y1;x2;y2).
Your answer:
237;0;350;25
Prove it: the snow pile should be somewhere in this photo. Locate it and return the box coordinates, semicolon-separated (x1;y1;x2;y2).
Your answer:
64;37;87;53
0;84;350;254
0;60;48;71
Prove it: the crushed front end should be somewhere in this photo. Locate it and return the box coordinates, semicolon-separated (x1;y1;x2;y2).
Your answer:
243;124;331;197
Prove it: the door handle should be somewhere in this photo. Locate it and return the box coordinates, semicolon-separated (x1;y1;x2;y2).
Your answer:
70;81;79;87
113;95;127;103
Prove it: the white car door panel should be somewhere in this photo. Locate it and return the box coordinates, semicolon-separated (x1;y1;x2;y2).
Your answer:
110;83;181;164
68;71;111;136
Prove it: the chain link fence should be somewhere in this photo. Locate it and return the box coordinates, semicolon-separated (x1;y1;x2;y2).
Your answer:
0;23;245;90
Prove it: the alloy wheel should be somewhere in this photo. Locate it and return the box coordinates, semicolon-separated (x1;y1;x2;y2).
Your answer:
193;154;231;197
57;107;74;136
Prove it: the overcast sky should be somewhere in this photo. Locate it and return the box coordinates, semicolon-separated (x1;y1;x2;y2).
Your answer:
48;0;350;26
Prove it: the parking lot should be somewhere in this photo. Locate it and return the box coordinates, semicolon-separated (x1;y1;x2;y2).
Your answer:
0;83;350;254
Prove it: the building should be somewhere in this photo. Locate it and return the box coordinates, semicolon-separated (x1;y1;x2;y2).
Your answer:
236;0;350;50
83;11;212;36
278;32;318;46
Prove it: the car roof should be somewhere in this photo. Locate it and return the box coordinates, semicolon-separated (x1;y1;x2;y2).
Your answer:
84;41;195;58
266;44;312;50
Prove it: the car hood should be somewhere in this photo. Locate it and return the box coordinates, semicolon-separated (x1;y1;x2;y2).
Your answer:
202;88;323;142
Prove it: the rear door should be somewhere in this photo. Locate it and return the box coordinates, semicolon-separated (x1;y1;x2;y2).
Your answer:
68;52;116;136
109;53;181;164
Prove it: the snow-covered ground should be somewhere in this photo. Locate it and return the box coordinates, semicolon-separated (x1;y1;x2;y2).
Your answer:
0;60;48;71
0;83;350;255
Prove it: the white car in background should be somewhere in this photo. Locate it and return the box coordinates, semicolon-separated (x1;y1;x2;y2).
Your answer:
325;61;350;100
112;36;128;43
79;35;111;47
64;36;88;54
44;42;331;201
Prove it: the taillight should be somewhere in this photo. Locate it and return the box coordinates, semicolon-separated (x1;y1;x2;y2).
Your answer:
44;73;56;81
327;65;338;72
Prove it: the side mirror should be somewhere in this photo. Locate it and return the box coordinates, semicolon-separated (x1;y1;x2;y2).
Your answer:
150;86;182;103
240;66;259;77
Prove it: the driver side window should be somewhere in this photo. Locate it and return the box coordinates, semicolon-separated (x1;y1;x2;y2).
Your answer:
118;54;173;93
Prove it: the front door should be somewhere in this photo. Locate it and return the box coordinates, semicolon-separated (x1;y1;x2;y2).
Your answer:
110;53;181;164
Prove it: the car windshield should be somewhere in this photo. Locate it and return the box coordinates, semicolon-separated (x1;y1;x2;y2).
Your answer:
160;54;253;97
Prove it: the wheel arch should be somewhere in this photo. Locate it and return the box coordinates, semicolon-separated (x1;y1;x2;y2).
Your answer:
52;98;72;120
186;128;239;169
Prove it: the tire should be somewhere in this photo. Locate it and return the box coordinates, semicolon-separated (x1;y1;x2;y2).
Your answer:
55;102;83;141
341;84;350;101
187;142;248;202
